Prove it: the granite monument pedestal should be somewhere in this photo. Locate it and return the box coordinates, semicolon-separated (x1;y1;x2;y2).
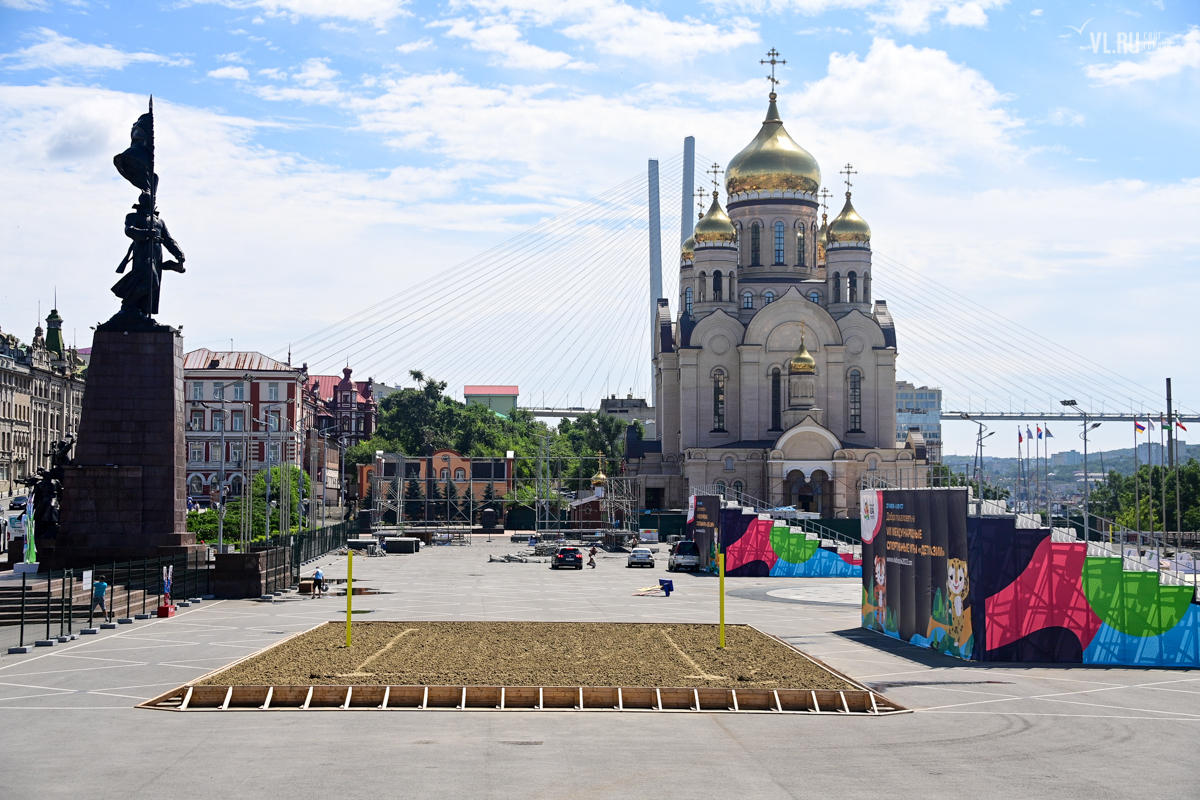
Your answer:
53;326;200;567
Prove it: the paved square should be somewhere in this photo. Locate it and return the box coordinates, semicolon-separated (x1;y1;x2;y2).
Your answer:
2;540;1196;799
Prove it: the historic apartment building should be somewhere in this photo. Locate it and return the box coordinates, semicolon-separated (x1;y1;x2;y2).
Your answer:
626;88;927;517
0;309;86;498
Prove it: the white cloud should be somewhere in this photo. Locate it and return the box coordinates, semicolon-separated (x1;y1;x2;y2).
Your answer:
1030;8;1042;16
1;0;51;9
1047;107;1084;126
216;52;246;63
1086;28;1200;87
432;17;583;70
258;67;287;79
704;0;1006;35
252;58;344;103
191;0;410;27
396;38;435;53
0;28;189;71
208;66;250;80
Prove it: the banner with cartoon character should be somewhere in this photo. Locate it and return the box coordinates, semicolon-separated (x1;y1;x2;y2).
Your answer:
861;488;973;660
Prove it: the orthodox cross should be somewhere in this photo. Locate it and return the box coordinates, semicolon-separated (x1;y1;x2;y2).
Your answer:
695;187;708;216
818;187;832;215
840;163;857;195
760;49;786;92
706;162;724;192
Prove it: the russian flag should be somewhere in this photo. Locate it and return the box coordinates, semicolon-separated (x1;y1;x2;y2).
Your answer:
1018;428;1023;444
1037;425;1043;439
1135;419;1147;433
1179;421;1188;432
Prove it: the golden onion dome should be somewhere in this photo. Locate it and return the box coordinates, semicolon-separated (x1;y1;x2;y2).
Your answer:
591;452;608;487
789;333;816;375
827;193;871;244
692;193;737;244
681;234;695;262
725;93;821;197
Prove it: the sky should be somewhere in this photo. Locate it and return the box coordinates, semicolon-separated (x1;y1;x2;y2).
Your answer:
1;0;1198;456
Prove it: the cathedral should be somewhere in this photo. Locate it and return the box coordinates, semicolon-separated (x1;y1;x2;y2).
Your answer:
626;86;927;519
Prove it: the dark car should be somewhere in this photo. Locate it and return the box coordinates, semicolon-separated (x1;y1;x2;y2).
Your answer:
552;546;584;570
8;496;27;511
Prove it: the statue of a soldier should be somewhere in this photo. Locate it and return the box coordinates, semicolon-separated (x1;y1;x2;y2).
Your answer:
112;191;185;317
104;97;187;327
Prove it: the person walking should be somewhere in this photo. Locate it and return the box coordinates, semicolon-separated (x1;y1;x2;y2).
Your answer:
312;567;325;599
587;555;597;569
91;576;112;623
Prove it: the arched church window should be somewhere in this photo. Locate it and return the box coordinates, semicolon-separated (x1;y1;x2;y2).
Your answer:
833;273;841;303
774;221;785;265
848;369;863;432
796;228;806;267
733;480;744;502
742;291;753;309
809;291;820;303
454;468;465;481
770;368;782;430
231;475;243;497
712;371;727;431
848;272;858;303
698;273;706;303
189;476;204;496
763;291;774;304
864;272;871;303
724;456;734;471
685;286;693;315
750;223;761;266
713;271;723;302
716;480;727;498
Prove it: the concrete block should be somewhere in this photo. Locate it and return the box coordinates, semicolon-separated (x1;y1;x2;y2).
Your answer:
135;613;153;620
117;618;134;624
35;640;56;647
7;646;32;654
80;628;99;635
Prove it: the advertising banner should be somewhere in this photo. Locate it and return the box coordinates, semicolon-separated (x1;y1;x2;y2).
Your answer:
861;488;972;659
689;495;720;570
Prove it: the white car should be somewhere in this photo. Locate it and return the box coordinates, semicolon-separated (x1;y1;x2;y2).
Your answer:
626;547;655;568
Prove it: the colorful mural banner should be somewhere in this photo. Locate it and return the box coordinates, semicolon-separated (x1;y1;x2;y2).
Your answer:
722;513;861;579
861;491;1200;667
861;488;973;660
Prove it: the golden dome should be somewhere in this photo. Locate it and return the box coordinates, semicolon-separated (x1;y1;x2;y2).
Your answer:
827;193;871;244
693;193;737;244
591;452;608;487
681;234;695;262
725;94;821;197
789;333;816;375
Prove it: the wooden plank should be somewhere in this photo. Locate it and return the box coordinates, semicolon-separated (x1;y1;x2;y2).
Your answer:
658;688;692;711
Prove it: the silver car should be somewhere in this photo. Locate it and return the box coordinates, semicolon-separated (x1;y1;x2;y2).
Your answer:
626;547;655;568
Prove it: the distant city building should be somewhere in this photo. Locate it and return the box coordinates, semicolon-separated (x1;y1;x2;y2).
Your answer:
895;381;942;463
0;309;86;497
600;394;656;439
1051;450;1083;467
307;367;378;447
1137;440;1188;463
464;385;519;415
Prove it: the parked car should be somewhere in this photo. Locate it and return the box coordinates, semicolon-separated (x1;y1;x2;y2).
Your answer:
626;547;655;568
8;496;27;511
551;546;583;570
667;540;701;572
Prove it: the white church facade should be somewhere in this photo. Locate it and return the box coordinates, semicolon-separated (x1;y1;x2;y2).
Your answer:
626;88;927;518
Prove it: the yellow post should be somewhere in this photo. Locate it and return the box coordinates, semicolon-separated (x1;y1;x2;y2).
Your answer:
718;551;726;649
346;548;353;647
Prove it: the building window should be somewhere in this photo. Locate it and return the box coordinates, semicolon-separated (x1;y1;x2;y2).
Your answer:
210;444;221;463
742;291;753;309
189;410;204;431
724;456;734;471
232;411;244;431
763;291;774;304
733;480;744;501
189;476;203;495
212;384;224;401
774;221;785;264
864;272;871;303
341;417;350;431
833;273;841;303
268;382;279;401
716;480;727;498
750;223;761;265
713;271;723;302
267;410;280;432
231;475;243;496
191;382;203;401
809;291;820;303
232;382;245;401
440;468;449;482
189;443;204;462
796;229;806;267
212;411;224;432
685;286;694;315
230;442;244;463
848;271;858;303
697;273;706;303
454;468;465;481
712;371;726;431
849;369;863;431
269;442;280;462
771;368;782;430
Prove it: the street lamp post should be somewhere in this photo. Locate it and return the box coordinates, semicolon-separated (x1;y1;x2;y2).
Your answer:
1061;400;1101;538
960;413;989;495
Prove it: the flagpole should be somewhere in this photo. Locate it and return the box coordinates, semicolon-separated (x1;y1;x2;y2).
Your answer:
1133;417;1141;536
1160;412;1166;565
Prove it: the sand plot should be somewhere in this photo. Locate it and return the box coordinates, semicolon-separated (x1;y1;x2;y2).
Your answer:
196;621;856;691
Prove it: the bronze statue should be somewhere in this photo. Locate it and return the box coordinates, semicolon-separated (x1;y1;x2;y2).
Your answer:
105;97;186;327
21;437;73;541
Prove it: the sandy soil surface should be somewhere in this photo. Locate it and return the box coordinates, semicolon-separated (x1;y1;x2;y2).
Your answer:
199;621;855;690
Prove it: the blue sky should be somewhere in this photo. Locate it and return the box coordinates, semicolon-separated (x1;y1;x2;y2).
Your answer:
1;0;1198;455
